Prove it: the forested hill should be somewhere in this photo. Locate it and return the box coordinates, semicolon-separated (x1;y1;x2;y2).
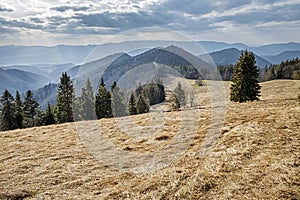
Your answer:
260;58;300;81
101;46;203;88
217;58;300;82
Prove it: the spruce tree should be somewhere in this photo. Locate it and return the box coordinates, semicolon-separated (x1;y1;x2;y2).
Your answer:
72;96;83;121
111;81;127;117
0;89;15;131
44;102;55;125
128;92;137;115
56;72;74;123
14;91;23;129
230;50;261;102
172;95;180;111
95;78;112;119
174;82;186;107
23;90;41;128
81;78;95;120
136;94;149;114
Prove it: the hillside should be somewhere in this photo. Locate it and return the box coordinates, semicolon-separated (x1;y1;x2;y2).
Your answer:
0;80;299;199
199;48;271;67
0;68;48;94
263;50;300;64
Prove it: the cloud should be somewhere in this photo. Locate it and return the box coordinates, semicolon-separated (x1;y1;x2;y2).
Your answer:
0;0;300;45
50;6;90;12
0;17;43;30
0;5;14;12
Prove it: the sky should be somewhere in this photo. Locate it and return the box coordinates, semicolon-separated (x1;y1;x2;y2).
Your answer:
0;0;299;46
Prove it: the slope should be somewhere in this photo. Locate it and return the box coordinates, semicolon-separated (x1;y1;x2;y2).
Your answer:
0;79;299;199
263;50;300;64
0;68;48;94
199;48;272;67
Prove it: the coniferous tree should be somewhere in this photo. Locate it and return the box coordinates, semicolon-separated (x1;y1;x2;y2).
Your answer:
111;81;127;117
188;89;195;107
95;78;112;119
44;102;55;125
23;90;41;128
81;78;95;120
14;91;23;129
230;50;261;102
56;72;74;123
172;95;180;111
174;82;186;107
136;94;149;114
128;92;137;115
0;89;15;131
72;96;83;121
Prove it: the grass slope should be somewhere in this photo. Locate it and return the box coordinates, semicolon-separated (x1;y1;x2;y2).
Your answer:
0;80;299;199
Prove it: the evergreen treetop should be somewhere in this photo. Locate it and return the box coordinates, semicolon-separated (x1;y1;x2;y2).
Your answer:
56;72;74;123
95;78;112;119
23;90;41;128
14;91;23;129
0;89;15;131
230;50;261;102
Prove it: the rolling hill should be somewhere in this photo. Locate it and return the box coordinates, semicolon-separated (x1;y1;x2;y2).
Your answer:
0;68;48;94
0;45;94;65
1;42;299;66
0;80;299;199
263;50;300;64
198;48;272;67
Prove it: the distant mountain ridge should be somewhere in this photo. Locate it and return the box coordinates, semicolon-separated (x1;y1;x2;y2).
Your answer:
0;45;95;65
0;68;48;94
1;41;300;108
263;50;300;64
34;45;207;108
199;48;272;67
0;41;299;66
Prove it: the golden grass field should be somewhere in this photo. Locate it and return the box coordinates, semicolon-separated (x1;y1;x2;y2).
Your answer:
0;79;299;199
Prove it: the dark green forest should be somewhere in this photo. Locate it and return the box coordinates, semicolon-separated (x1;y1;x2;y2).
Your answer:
0;73;166;131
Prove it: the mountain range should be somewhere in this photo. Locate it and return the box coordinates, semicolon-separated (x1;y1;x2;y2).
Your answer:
0;41;299;66
0;41;299;108
198;48;272;67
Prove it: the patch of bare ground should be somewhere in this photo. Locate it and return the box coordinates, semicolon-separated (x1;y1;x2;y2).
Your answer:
0;80;299;199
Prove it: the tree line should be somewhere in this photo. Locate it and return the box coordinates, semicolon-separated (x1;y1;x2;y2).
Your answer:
0;72;166;131
4;50;294;131
260;58;300;81
218;57;300;82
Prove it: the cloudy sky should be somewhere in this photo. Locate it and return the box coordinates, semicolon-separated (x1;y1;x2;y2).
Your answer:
0;0;299;46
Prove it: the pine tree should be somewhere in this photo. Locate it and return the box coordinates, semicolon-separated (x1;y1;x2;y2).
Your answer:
72;96;83;121
95;78;112;119
23;90;41;128
0;89;15;131
81;78;96;120
174;82;186;107
172;95;180;111
111;81;127;117
136;94;149;114
14;91;23;129
230;50;261;102
188;89;195;107
44;102;55;125
56;72;74;123
128;92;137;115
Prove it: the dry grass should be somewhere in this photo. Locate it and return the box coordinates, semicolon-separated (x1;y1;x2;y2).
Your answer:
0;80;300;199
